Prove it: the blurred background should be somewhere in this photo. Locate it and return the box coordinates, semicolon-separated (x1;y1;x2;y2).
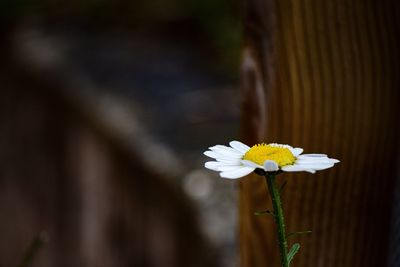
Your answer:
0;1;243;266
5;1;400;267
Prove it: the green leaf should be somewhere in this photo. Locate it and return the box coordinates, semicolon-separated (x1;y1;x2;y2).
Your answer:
254;210;274;217
287;243;300;265
287;230;312;238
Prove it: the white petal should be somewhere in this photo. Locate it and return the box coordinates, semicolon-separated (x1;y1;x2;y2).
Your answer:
204;151;240;164
220;166;255;179
296;155;339;164
208;145;229;150
263;160;279;172
299;153;328;158
210;161;239;166
281;165;314;172
241;160;263;169
215;157;241;164
204;150;240;161
204;161;221;171
296;163;335;170
217;165;243;172
205;161;241;171
209;145;243;156
229;141;250;153
295;161;333;166
313;164;335;170
204;150;221;159
296;158;333;165
290;147;304;157
209;147;243;158
268;143;293;149
329;158;340;163
282;162;335;173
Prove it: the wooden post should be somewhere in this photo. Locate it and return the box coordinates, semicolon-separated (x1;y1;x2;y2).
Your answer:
239;0;400;266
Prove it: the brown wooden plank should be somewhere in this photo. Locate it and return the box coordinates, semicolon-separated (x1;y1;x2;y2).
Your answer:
240;0;400;266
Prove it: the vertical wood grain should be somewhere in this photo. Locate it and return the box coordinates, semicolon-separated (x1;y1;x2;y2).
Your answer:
240;0;400;266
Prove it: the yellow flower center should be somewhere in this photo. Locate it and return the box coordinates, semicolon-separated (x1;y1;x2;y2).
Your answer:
243;143;296;167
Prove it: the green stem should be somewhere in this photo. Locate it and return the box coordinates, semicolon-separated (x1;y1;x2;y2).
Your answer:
265;173;289;267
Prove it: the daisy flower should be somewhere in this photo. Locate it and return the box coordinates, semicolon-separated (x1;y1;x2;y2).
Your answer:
204;141;339;179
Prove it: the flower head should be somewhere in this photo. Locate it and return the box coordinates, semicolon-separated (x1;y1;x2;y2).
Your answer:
204;141;339;179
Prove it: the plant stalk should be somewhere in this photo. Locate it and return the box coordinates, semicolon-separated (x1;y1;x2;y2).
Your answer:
265;173;289;267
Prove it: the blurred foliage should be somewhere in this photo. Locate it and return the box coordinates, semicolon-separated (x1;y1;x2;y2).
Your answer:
0;0;33;19
1;0;242;77
186;0;242;76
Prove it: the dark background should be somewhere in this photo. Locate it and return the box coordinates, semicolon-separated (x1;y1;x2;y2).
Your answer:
0;0;243;266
